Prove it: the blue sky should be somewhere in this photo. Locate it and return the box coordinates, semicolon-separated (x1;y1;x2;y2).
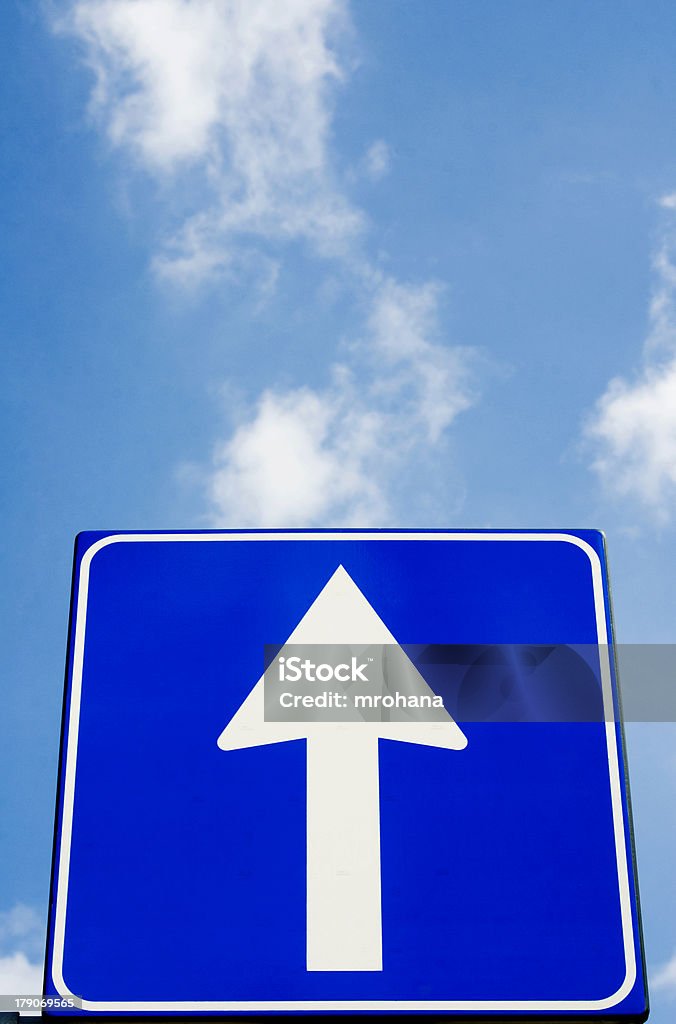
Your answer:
2;0;676;1015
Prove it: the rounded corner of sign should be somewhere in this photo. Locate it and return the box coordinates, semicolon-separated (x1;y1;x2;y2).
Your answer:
551;532;604;574
635;993;651;1024
78;533;130;572
49;957;80;1007
596;952;638;1011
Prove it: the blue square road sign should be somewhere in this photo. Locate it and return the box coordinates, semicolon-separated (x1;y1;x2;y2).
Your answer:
45;530;648;1019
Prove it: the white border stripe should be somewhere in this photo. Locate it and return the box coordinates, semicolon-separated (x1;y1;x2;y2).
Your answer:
51;532;637;1013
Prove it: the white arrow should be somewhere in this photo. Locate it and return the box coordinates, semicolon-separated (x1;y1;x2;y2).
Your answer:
217;565;467;973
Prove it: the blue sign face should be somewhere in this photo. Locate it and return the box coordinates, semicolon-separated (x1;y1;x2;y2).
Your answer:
45;530;647;1019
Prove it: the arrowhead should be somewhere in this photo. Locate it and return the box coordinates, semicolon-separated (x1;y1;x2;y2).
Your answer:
217;565;467;751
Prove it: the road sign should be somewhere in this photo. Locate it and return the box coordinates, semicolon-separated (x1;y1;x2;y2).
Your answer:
45;530;648;1019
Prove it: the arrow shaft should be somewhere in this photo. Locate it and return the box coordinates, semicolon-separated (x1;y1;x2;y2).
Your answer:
306;733;382;972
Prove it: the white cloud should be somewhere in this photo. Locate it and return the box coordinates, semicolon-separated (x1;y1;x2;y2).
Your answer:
587;360;676;515
652;949;676;996
659;193;676;211
0;952;43;996
586;239;676;520
0;904;45;999
60;1;480;525
59;0;361;283
365;276;474;442
646;244;676;354
208;383;387;527
207;276;476;526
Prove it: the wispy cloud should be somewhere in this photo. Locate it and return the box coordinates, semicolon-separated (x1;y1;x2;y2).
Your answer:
585;218;676;522
651;949;676;997
0;952;43;996
58;0;361;284
362;139;390;182
58;0;480;525
0;904;45;963
0;904;45;997
207;276;476;526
